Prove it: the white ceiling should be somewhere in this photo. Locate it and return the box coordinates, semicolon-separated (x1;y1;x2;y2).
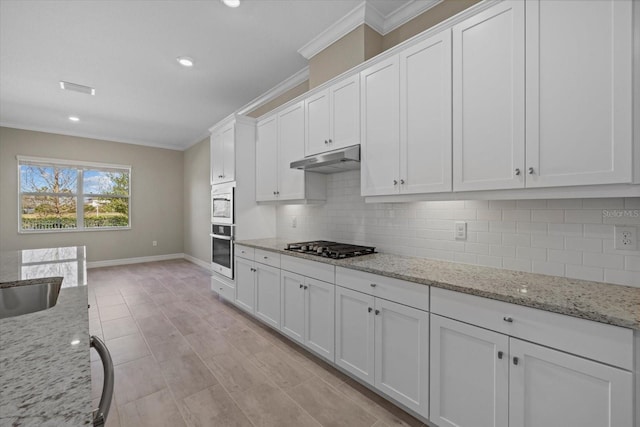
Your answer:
0;0;418;150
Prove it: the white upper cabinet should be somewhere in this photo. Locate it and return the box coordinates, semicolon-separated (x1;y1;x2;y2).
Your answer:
255;115;278;201
524;0;633;187
305;74;360;157
278;102;306;200
256;102;326;203
361;29;453;197
361;56;401;196
453;0;525;192
400;30;453;194
210;121;236;184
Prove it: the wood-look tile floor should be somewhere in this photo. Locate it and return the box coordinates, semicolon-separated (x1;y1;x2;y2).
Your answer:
89;260;426;427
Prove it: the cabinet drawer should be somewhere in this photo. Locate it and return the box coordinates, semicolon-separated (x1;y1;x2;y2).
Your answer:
255;249;280;268
211;276;234;302
281;255;334;283
336;267;429;311
235;245;254;260
430;287;634;370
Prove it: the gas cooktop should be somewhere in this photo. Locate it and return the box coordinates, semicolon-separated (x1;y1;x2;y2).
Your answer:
285;241;376;259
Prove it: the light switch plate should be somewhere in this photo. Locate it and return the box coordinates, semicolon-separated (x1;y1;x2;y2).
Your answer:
455;221;467;240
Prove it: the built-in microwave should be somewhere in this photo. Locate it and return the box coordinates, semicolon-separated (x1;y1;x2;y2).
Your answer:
211;183;234;225
211;223;234;279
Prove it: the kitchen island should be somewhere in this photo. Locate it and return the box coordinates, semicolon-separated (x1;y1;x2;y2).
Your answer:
0;247;92;427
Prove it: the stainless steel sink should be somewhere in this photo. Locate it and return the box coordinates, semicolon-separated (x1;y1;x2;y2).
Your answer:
0;278;63;319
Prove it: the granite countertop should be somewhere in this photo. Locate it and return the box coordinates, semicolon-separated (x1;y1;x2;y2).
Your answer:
0;247;92;427
236;238;640;330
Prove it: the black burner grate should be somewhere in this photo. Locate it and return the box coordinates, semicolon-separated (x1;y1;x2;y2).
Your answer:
285;241;376;259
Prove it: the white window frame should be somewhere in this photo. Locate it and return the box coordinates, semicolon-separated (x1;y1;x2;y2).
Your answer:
17;155;132;233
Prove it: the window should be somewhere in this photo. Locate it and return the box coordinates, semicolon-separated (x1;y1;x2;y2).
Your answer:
18;156;131;232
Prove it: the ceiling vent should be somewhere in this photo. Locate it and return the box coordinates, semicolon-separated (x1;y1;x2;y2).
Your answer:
59;81;95;95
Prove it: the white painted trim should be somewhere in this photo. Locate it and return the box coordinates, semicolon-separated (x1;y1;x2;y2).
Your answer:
381;0;444;35
17;155;130;171
364;183;640;203
184;253;211;269
0;122;184;151
86;253;184;269
235;66;309;116
298;2;370;59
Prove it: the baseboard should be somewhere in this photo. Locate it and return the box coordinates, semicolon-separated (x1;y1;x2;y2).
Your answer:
87;253;185;269
183;254;211;269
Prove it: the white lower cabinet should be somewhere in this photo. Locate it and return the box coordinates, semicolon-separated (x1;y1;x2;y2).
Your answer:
335;285;429;418
280;270;335;362
430;290;635;427
234;255;280;327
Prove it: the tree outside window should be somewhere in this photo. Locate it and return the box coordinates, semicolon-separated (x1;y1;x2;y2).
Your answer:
18;157;130;232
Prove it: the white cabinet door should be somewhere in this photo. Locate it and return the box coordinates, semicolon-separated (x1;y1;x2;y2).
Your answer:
330;74;360;151
220;122;235;183
509;338;633;427
453;0;525;191
280;270;305;344
210;131;224;185
254;263;280;329
525;0;633;187
305;89;330;156
374;298;429;418
304;277;335;362
235;257;255;313
430;314;509;427
400;29;452;194
360;55;400;196
277;101;306;200
335;286;375;385
256;115;278;201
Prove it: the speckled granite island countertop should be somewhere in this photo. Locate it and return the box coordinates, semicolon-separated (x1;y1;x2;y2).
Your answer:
237;238;640;330
0;247;92;427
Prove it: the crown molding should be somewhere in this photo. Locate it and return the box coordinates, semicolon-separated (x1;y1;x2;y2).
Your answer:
235;66;309;116
381;0;444;34
297;0;444;60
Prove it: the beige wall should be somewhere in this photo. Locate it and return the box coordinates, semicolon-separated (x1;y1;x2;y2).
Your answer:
183;137;210;264
0;127;184;263
382;0;481;50
247;80;309;118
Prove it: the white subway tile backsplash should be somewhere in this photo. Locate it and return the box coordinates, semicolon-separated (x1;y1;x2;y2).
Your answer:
502;257;532;272
516;247;547;261
275;170;635;285
582;252;624;270
548;249;582;265
604;269;640;287
531;234;564;250
532;261;565;277
565;264;604;282
565;237;602;253
531;210;564;223
564;210;603;224
502;209;531;222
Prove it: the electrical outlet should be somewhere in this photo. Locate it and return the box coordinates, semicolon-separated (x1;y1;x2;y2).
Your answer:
291;216;297;228
614;226;636;250
152;240;157;247
455;221;467;240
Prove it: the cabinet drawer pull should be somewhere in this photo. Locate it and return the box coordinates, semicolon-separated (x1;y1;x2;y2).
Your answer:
393;179;398;185
328;139;332;143
368;307;372;313
528;167;534;175
498;351;504;359
303;285;308;290
514;168;521;176
263;256;268;259
375;309;380;315
513;357;519;365
400;179;405;184
503;316;513;323
370;283;377;287
299;284;303;289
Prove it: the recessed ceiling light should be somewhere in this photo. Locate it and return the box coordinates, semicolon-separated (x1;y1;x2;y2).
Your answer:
222;0;240;8
68;116;80;122
176;56;194;67
60;81;95;96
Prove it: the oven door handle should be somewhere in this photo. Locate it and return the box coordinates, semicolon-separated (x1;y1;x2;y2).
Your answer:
210;233;233;241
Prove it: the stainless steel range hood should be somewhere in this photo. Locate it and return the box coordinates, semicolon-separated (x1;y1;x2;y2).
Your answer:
290;145;360;174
